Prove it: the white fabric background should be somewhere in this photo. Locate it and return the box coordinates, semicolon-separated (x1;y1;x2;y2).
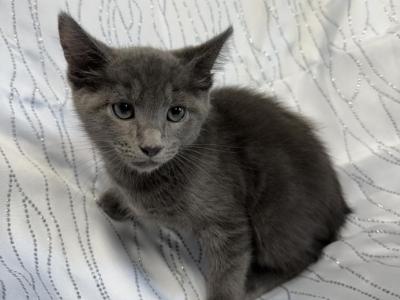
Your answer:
1;0;400;299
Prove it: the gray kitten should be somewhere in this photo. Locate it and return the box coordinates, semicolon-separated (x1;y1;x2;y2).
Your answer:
58;13;350;300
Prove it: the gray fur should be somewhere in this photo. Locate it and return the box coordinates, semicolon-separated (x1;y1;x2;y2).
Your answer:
58;13;350;300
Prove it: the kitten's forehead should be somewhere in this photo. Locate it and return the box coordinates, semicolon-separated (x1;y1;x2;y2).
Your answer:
108;47;183;89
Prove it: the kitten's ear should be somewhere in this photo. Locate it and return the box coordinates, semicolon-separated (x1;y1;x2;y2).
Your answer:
174;27;233;90
58;12;111;90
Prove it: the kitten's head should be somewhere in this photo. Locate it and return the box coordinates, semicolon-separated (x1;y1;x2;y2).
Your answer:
58;13;232;173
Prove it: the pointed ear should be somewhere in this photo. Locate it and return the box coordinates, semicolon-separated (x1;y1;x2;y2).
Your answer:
174;27;233;91
58;12;111;90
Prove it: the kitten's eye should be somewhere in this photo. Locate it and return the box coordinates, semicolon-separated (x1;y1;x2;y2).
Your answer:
167;106;186;122
112;103;135;120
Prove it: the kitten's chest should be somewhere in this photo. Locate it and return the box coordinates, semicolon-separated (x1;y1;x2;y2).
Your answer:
119;157;244;229
125;182;228;231
125;187;193;226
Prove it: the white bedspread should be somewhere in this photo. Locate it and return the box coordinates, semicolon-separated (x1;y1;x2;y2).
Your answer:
1;1;400;299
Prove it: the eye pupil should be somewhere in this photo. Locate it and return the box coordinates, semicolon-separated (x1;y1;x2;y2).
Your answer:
112;102;134;120
120;103;128;111
167;106;186;122
172;107;181;114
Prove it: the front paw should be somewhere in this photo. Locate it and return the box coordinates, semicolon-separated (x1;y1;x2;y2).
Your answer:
97;190;131;221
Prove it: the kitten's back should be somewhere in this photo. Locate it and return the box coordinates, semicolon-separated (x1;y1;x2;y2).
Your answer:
209;86;349;271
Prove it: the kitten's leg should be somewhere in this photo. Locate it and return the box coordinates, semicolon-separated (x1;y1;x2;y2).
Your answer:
245;265;295;300
97;188;131;221
200;226;251;300
246;208;319;299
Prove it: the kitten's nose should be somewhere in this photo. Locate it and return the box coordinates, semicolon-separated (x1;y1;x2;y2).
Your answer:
140;146;163;157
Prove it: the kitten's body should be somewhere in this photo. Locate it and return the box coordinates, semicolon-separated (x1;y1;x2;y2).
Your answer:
59;13;350;300
103;87;349;299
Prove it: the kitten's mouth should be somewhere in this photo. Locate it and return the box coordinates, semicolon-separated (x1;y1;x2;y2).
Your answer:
132;161;159;167
130;160;162;173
